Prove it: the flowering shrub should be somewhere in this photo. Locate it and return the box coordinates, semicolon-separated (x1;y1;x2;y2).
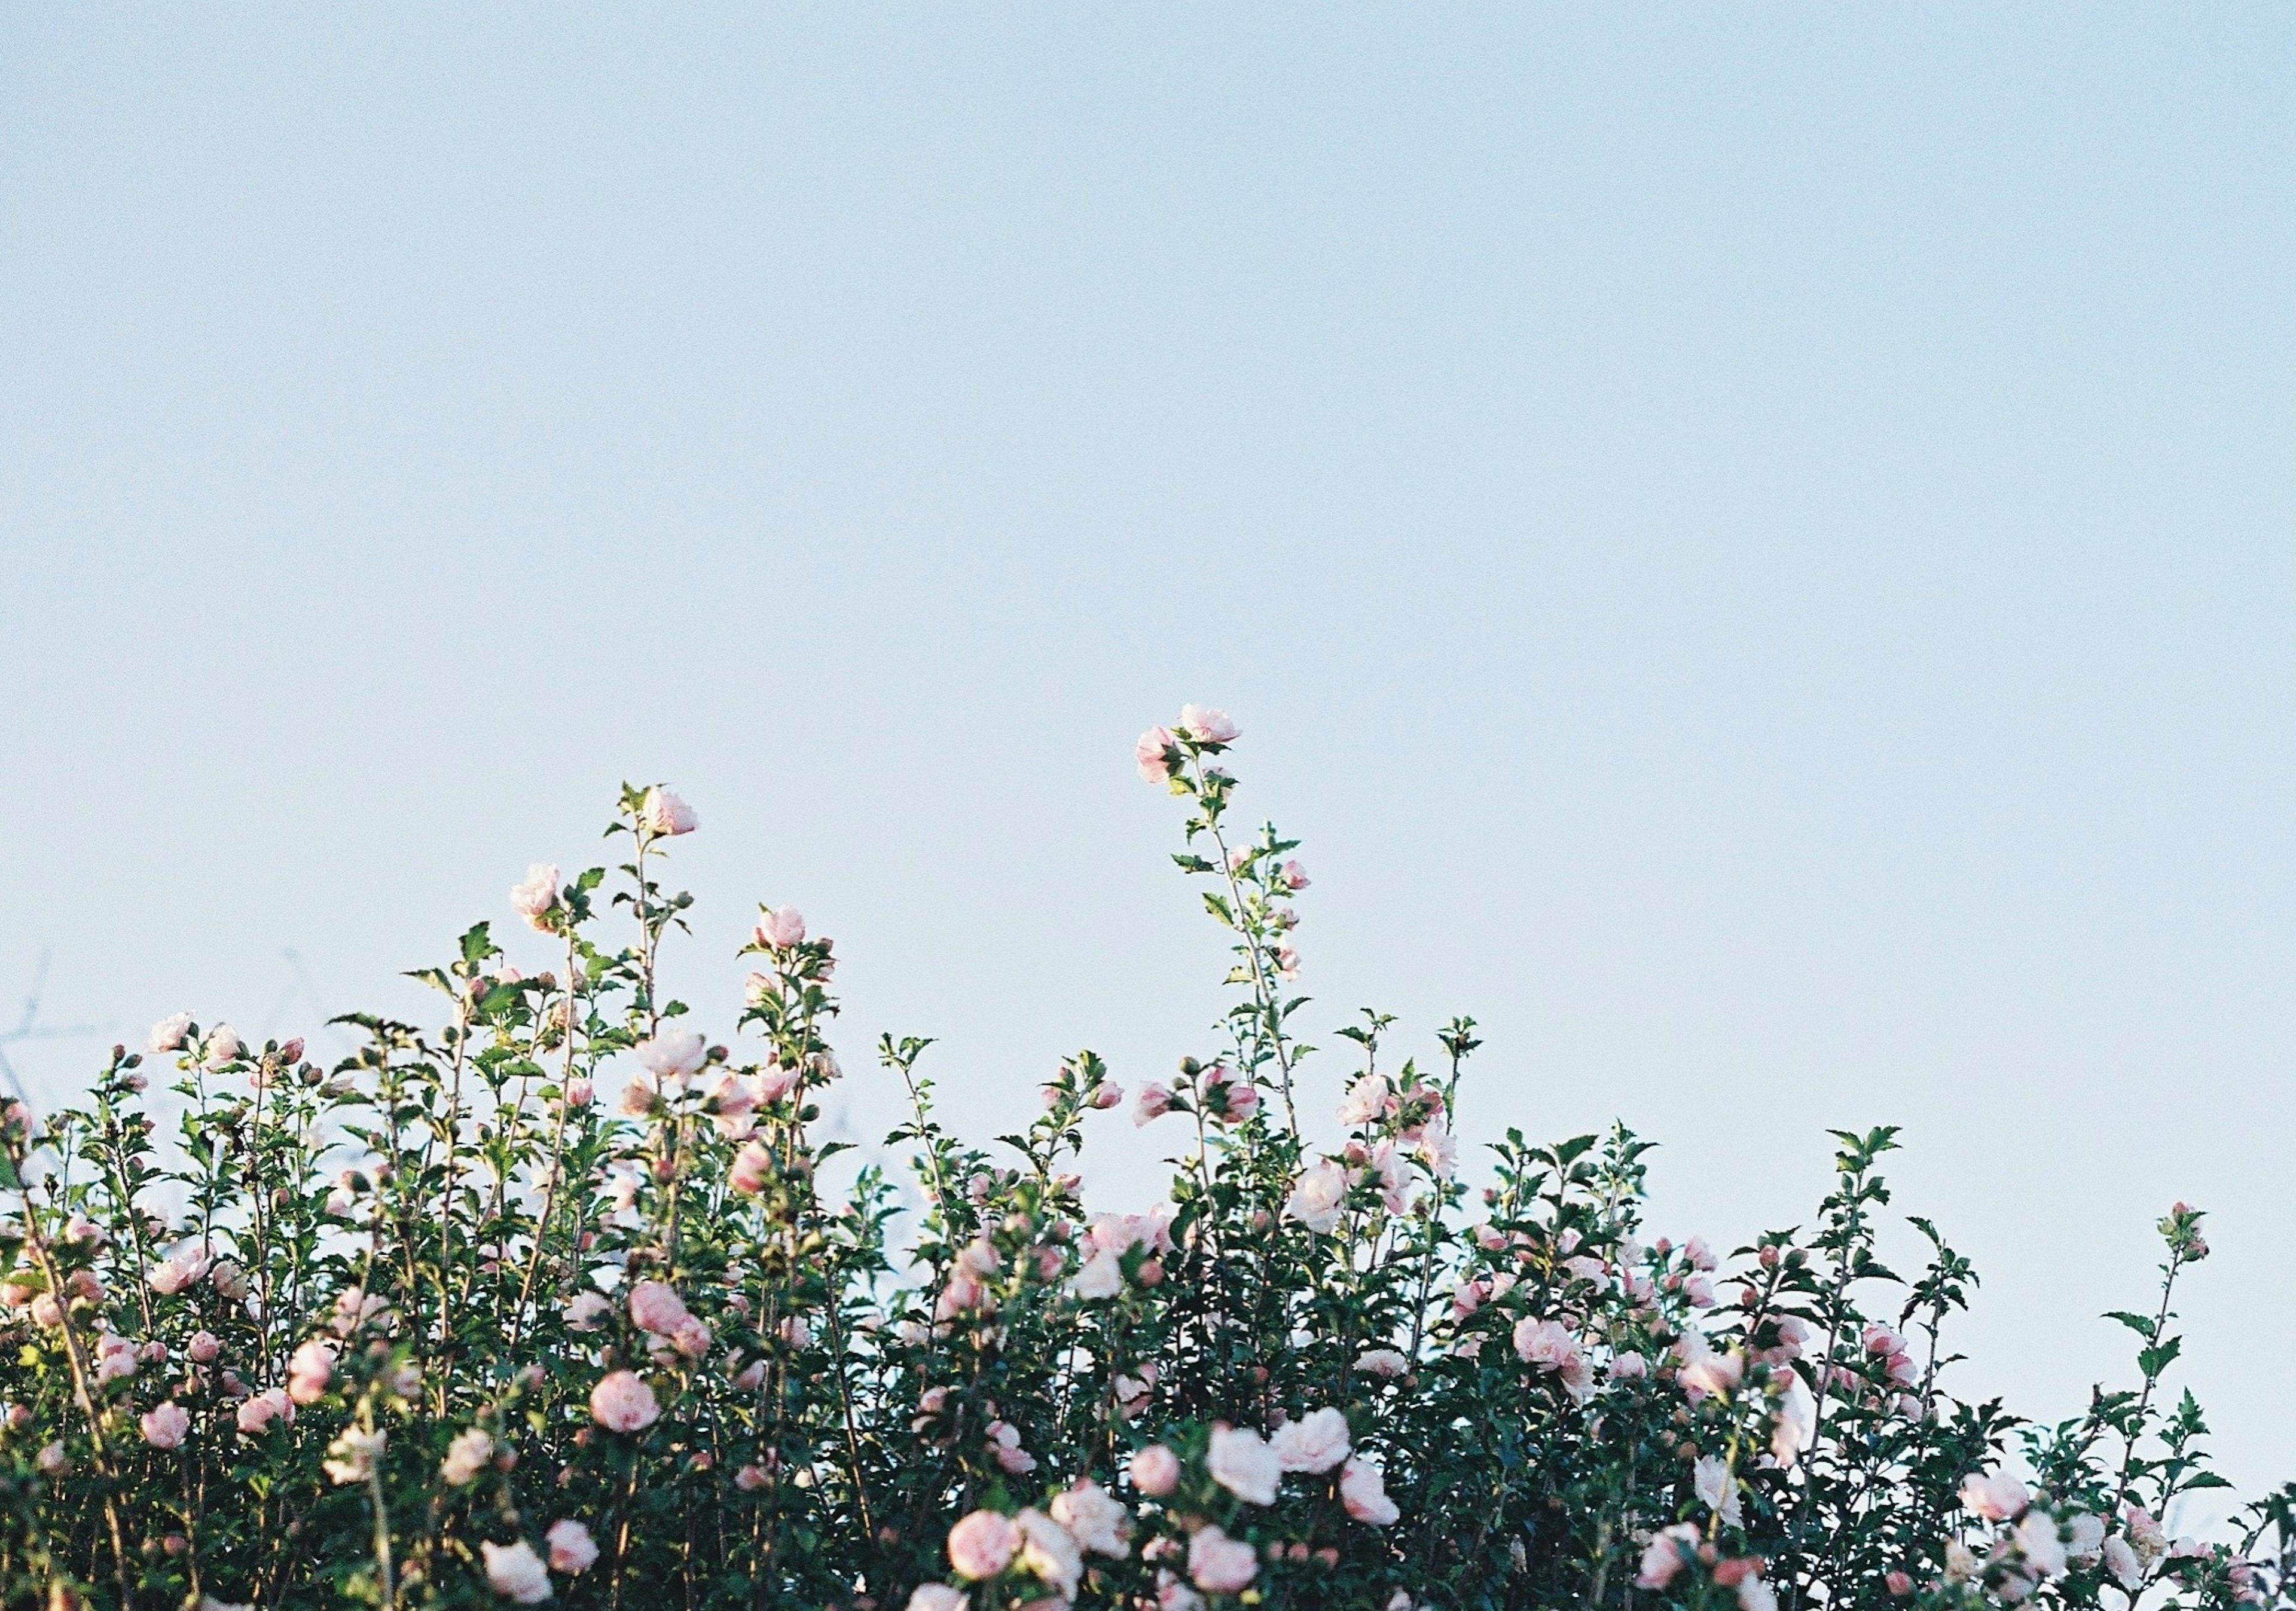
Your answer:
0;717;2288;1611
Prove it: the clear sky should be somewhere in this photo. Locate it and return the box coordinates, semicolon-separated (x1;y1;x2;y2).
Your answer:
3;8;2290;1502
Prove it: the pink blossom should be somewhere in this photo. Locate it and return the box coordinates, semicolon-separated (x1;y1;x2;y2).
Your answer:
1684;1236;1718;1271
1284;1161;1349;1233
755;906;806;948
545;1518;598;1575
1071;1249;1122;1300
1961;1470;2030;1521
1280;860;1309;890
1207;1424;1281;1505
1089;1081;1124;1110
589;1370;660;1433
729;1143;773;1196
1129;1442;1181;1497
285;1338;335;1404
1271;1407;1351;1473
481;1539;552;1604
2102;1536;2144;1590
906;1588;967;1611
509;864;561;928
947;1509;1021;1580
1205;1070;1259;1124
149;1248;211;1297
1135;726;1178;784
1355;1347;1410;1378
1189;1526;1258;1594
1178;705;1239;744
1049;1479;1131;1557
141;1402;190;1450
1683;1274;1717;1308
634;1029;706;1084
203;1024;243;1066
235;1388;294;1436
565;1077;594;1107
628;1281;691;1337
1608;1350;1648;1381
187;1331;221;1364
734;1462;770;1491
1015;1508;1082;1597
639;786;698;837
1338;1072;1394;1127
1339;1456;1399;1526
1637;1523;1700;1589
1132;1083;1174;1126
566;1292;612;1331
1863;1322;1906;1356
148;1012;195;1054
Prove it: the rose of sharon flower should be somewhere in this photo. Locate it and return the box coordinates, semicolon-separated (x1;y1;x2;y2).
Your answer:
509;864;560;928
1188;1527;1259;1594
907;1589;969;1611
148;1012;196;1055
1638;1523;1701;1589
1129;1442;1182;1497
1133;1083;1174;1126
236;1388;294;1436
1960;1470;2031;1521
1207;1425;1281;1505
482;1539;554;1604
1271;1407;1351;1474
1694;1454;1745;1527
627;1280;691;1336
285;1338;335;1404
1071;1249;1122;1301
441;1427;493;1486
1284;1161;1348;1234
2103;1536;2144;1591
545;1519;598;1575
639;786;697;837
589;1370;659;1433
634;1029;706;1084
1135;726;1177;784
149;1248;212;1296
1340;1456;1399;1526
141;1402;190;1450
323;1426;386;1485
1178;704;1239;744
947;1509;1021;1580
1355;1347;1410;1378
755;906;806;947
1016;1509;1082;1599
1049;1479;1131;1558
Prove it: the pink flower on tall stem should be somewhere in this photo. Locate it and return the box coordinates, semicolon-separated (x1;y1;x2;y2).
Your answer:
589;1370;659;1433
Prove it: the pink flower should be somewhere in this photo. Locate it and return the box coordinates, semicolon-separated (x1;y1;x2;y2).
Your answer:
545;1518;598;1575
203;1025;243;1066
1271;1407;1351;1473
1178;704;1239;744
285;1338;335;1404
1338;1072;1393;1127
1071;1249;1122;1300
1089;1081;1124;1110
1355;1347;1410;1378
627;1281;691;1336
481;1539;552;1604
1189;1526;1258;1594
589;1370;659;1433
1049;1479;1131;1557
634;1029;706;1084
149;1248;212;1296
1205;1070;1259;1124
1683;1273;1717;1308
947;1509;1020;1580
907;1588;967;1611
755;906;806;948
1284;1161;1348;1233
235;1388;294;1436
1684;1236;1718;1271
1016;1508;1082;1597
1133;1083;1174;1126
1608;1350;1648;1381
1339;1456;1399;1526
565;1077;594;1107
141;1402;190;1450
187;1331;221;1364
1280;860;1309;890
1637;1523;1700;1589
734;1462;769;1491
639;786;698;837
1961;1470;2030;1521
147;1012;195;1054
2102;1536;2143;1590
1129;1442;1182;1497
729;1143;773;1196
1135;726;1177;783
1207;1424;1281;1505
509;863;561;928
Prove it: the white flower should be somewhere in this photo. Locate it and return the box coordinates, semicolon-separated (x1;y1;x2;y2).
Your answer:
1284;1161;1348;1234
1772;1368;1818;1466
2017;1510;2069;1579
1015;1509;1082;1599
1355;1347;1410;1378
634;1028;707;1083
148;1012;195;1054
1206;1425;1281;1505
482;1539;554;1603
2065;1512;2105;1564
1693;1454;1744;1527
510;864;561;927
203;1024;243;1066
639;787;698;837
441;1426;493;1485
1337;1073;1393;1127
1070;1249;1122;1301
1271;1407;1351;1474
1339;1456;1399;1526
2102;1536;2144;1590
906;1589;968;1611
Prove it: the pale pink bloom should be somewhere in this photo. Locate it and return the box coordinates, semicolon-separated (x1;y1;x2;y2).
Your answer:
1772;1369;1818;1466
35;1441;68;1475
565;1077;594;1107
1275;941;1301;979
1684;1236;1718;1271
947;1509;1020;1580
1089;1081;1125;1110
1773;1315;1814;1359
1339;1456;1399;1526
1637;1523;1700;1589
753;1062;799;1105
93;1332;138;1386
1089;1210;1174;1257
566;1292;612;1331
730;1357;766;1390
1188;1526;1259;1593
1863;1322;1906;1356
187;1330;221;1364
1016;1508;1082;1598
545;1518;598;1575
1961;1470;2031;1521
1281;859;1309;890
2102;1536;2144;1590
1157;1577;1207;1611
733;1462;769;1491
589;1370;659;1433
1338;1072;1394;1127
481;1538;553;1604
627;1280;691;1335
148;1011;195;1054
149;1247;212;1297
1207;1071;1259;1124
634;1028;706;1084
285;1338;335;1404
1885;1350;1920;1387
441;1426;493;1485
1135;726;1177;783
141;1401;190;1450
755;906;806;948
1416;1121;1459;1179
639;786;697;837
1694;1454;1744;1526
202;1025;243;1066
907;1589;968;1611
1608;1350;1649;1381
1369;1141;1412;1214
1129;1442;1181;1496
1683;1273;1717;1308
1178;705;1239;744
235;1387;293;1436
322;1425;384;1486
1284;1161;1348;1233
1071;1249;1122;1300
1050;1479;1131;1557
1513;1317;1581;1372
1132;1083;1174;1125
1207;1424;1281;1505
2017;1510;2069;1579
2065;1513;2105;1565
729;1142;773;1196
1355;1347;1410;1378
509;864;561;927
1271;1407;1351;1473
670;1317;713;1359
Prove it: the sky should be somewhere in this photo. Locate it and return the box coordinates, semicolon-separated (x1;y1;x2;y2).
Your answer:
2;7;2291;1507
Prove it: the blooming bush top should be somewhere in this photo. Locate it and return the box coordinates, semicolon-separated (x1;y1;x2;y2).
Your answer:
0;726;2283;1611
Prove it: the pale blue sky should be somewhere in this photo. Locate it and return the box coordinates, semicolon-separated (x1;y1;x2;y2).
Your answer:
3;10;2291;1497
